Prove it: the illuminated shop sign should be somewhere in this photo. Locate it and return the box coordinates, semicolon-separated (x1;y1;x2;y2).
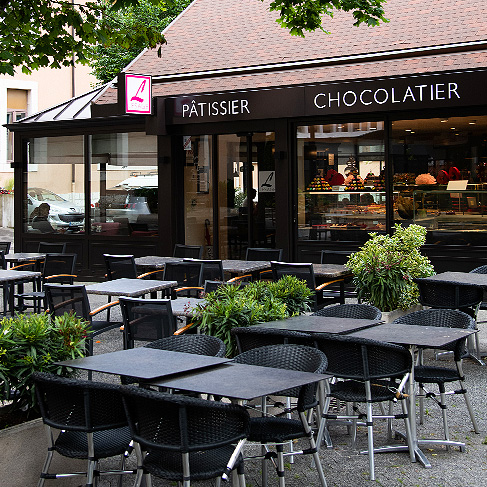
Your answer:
166;70;487;124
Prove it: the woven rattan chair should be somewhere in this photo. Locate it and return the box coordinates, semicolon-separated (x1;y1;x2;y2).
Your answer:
121;387;250;487
312;303;382;320
233;344;328;487
119;297;177;350
33;372;134;487
313;334;413;481
173;244;203;258
44;283;121;357
231;326;313;353
414;277;484;362
393;309;479;442
15;253;77;312
146;334;226;357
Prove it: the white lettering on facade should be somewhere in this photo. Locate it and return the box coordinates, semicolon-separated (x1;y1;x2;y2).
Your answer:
180;99;251;118
312;81;462;111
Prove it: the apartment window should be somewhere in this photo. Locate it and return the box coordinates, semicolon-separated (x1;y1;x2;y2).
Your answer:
7;110;26;162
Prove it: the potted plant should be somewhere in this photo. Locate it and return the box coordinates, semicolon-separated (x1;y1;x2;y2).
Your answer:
190;276;314;356
346;224;435;318
0;312;89;426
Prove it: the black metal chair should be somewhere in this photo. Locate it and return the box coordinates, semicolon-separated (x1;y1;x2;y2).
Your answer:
44;283;121;357
173;243;203;259
33;372;134;487
104;254;163;281
38;241;67;253
469;264;487;320
245;248;282;280
246;247;283;261
414;277;484;363
184;258;225;282
320;249;356;300
313;334;413;481
162;261;204;298
312;303;382;320
0;241;11;254
15;253;77;312
121;387;250;487
233;344;328;487
231;326;313;353
146;333;226;357
393;309;479;441
271;261;344;310
119;297;177;350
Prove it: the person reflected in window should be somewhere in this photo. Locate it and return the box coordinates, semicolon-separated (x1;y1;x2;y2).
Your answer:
31;203;55;233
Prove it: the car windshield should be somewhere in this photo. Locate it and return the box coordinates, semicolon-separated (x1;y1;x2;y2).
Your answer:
29;188;66;203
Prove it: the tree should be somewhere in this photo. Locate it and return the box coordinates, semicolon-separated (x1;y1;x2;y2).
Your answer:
0;0;387;76
90;0;191;84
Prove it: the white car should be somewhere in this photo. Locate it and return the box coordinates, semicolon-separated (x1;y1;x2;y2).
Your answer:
27;187;84;231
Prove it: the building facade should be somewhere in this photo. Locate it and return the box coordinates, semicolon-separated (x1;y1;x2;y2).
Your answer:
9;0;487;275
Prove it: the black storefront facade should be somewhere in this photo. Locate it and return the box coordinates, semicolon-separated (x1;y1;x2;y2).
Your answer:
10;68;487;276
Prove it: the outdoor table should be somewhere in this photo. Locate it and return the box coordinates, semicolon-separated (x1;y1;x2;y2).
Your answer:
349;323;477;468
253;314;381;334
149;362;331;402
0;269;41;315
134;256;272;280
4;252;46;267
85;277;178;299
425;271;487;287
169;297;203;317
312;263;352;280
55;347;231;379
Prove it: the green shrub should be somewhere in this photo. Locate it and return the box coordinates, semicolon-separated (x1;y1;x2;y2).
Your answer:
0;312;89;414
190;276;313;356
346;224;435;311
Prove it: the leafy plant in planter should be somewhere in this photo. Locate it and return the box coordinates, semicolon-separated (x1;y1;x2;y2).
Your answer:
190;276;313;356
346;224;435;312
0;312;89;423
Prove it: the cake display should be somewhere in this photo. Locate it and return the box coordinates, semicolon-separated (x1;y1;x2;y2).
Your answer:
306;169;332;191
344;170;365;191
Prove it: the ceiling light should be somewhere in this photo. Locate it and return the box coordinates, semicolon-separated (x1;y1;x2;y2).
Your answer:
440;119;448;123
469;120;477;125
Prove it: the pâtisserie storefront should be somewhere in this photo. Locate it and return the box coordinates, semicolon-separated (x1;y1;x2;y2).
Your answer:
10;68;487;276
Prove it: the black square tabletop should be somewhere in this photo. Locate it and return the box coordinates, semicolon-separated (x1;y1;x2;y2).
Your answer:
312;264;352;279
254;315;381;334
425;272;487;287
0;269;41;282
349;323;476;348
149;362;331;401
85;278;177;297
55;347;231;379
4;252;45;262
134;256;183;270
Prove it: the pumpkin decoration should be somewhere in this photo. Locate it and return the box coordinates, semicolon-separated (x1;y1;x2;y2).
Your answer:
449;166;461;180
437;170;449;185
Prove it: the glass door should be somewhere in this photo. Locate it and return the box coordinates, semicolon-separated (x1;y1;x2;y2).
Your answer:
218;132;275;259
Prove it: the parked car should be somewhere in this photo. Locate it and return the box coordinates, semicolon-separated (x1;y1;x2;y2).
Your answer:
27;187;84;231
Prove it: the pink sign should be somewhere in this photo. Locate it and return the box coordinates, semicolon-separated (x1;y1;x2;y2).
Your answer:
125;74;152;114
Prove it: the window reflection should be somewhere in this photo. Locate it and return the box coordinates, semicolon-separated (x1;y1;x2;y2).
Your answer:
90;133;158;236
25;136;85;234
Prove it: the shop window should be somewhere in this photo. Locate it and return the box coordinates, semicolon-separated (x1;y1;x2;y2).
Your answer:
183;135;213;257
25;136;84;234
90;133;158;237
297;122;385;243
391;115;487;245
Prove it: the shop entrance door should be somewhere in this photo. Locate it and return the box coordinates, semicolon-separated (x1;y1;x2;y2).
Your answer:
217;132;276;260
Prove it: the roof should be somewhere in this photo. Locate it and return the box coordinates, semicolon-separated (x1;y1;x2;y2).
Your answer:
94;0;487;104
19;86;107;123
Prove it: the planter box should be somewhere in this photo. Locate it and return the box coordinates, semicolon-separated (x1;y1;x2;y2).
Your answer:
0;418;86;486
0;194;13;228
381;304;423;323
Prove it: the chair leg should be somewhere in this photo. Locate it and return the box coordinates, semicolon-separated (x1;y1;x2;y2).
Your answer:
456;360;479;433
276;444;286;487
299;411;327;487
401;399;416;463
365;383;375;481
438;384;450;449
86;459;96;487
38;425;55;487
